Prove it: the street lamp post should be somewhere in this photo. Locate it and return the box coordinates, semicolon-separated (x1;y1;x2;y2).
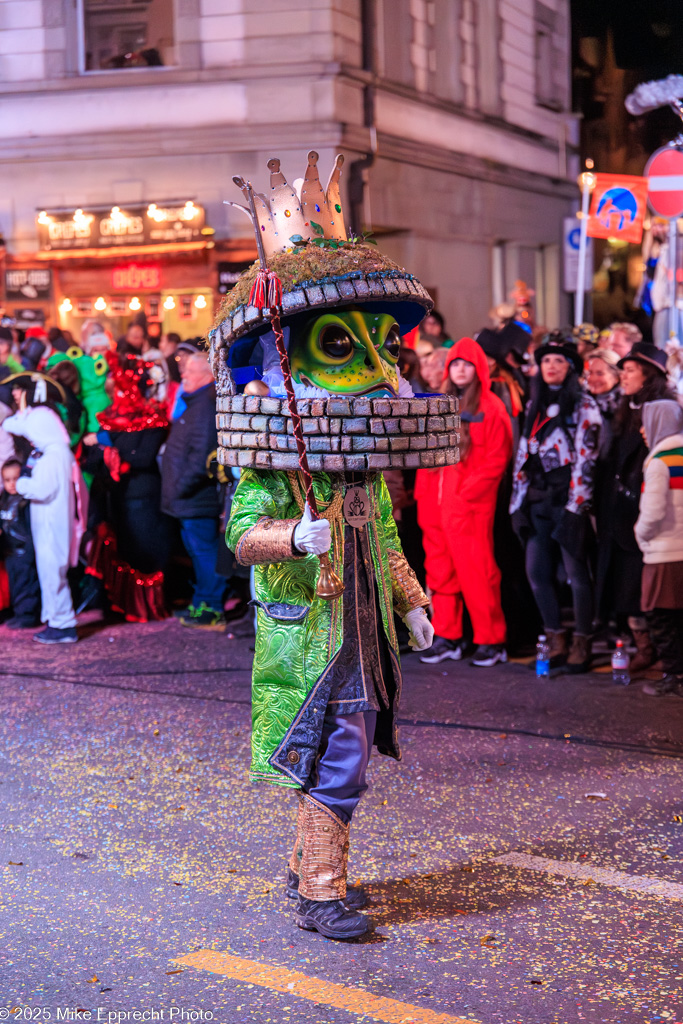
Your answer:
574;164;596;326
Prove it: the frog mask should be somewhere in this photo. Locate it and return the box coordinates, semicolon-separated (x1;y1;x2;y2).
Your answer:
289;310;401;397
47;346;111;433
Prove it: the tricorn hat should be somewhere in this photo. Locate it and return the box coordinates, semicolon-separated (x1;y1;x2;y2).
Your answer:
4;371;66;407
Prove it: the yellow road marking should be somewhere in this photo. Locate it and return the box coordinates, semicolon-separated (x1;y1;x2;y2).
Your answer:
175;950;480;1024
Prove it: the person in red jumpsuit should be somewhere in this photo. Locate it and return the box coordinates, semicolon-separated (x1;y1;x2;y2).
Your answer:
415;336;513;666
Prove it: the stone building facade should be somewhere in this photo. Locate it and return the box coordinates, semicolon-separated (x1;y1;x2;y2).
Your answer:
0;0;578;338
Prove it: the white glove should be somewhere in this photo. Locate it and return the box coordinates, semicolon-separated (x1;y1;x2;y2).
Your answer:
293;504;332;556
403;608;435;651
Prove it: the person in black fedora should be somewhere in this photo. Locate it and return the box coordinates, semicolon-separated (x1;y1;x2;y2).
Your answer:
533;331;585;376
510;331;602;672
594;340;676;672
616;341;668;377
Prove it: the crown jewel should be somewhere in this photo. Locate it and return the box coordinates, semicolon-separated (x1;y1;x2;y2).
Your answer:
231;151;347;260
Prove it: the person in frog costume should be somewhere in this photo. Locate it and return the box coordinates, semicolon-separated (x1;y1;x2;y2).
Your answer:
216;153;451;941
46;346;111;437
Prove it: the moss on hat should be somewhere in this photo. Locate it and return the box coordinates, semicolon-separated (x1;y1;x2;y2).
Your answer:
212;241;432;354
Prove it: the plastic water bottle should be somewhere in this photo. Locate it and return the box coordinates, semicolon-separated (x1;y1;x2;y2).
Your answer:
536;634;550;678
611;640;630;686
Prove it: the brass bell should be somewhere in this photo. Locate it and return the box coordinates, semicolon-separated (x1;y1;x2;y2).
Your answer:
316;551;344;600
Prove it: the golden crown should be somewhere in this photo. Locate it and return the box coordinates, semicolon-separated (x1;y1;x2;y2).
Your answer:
230;151;347;260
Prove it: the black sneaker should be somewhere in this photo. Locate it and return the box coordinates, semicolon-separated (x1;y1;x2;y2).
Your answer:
471;644;508;667
294;896;371;940
642;674;683;697
33;626;78;645
419;636;464;664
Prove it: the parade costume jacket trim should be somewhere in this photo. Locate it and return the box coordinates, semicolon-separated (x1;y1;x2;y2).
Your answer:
509;392;602;515
226;468;428;789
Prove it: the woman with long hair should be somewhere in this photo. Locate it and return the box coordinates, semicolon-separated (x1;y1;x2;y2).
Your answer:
510;336;602;672
416;337;512;667
594;343;676;671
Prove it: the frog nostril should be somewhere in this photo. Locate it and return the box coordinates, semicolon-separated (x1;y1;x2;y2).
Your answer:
364;356;372;368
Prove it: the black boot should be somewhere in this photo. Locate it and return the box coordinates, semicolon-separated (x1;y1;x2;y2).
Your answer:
295;896;371;939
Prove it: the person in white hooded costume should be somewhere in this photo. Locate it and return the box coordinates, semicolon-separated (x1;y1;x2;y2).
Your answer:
4;403;79;642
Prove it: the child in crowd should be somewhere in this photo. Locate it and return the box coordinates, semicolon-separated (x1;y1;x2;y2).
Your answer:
0;458;41;629
0;327;23;376
636;400;683;697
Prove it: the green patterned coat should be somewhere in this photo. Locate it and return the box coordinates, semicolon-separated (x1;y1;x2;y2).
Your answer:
226;469;428;789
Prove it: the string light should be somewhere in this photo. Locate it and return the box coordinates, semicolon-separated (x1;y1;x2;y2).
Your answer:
163;295;176;310
129;296;142;311
110;206;127;229
194;294;207;309
94;296;107;311
184;201;197;218
73;208;93;228
38;211;50;225
147;202;165;223
59;298;73;313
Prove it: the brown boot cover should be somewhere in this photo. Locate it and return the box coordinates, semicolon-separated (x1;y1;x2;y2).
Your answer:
298;794;349;901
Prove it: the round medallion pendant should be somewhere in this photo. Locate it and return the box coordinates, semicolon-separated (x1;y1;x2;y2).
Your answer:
343;486;372;528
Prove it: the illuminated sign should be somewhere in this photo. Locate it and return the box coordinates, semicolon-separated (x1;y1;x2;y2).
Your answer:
111;263;162;291
37;203;207;251
5;267;52;300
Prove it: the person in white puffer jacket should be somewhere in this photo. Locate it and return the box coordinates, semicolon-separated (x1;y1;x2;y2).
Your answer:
4;401;79;644
636;399;683;697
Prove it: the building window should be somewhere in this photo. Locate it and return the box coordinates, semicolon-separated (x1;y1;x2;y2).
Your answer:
492;242;506;307
80;0;176;72
535;1;564;111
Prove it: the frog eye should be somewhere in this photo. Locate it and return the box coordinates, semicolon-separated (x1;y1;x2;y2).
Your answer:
93;355;108;376
319;324;354;360
66;345;83;360
381;324;401;362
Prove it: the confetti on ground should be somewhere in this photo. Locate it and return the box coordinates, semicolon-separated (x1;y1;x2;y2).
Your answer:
0;615;682;1023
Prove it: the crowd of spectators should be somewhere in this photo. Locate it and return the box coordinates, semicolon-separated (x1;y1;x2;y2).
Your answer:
0;308;682;698
0;318;248;643
403;312;683;698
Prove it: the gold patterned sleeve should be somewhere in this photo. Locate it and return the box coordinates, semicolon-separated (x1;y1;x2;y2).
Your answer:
386;548;430;616
226;468;304;566
375;474;429;616
234;516;302;566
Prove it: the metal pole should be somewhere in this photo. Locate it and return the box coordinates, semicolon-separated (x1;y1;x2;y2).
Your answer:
574;180;591;326
669;217;678;340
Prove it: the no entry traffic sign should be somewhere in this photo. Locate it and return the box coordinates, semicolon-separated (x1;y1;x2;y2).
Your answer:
646;146;683;219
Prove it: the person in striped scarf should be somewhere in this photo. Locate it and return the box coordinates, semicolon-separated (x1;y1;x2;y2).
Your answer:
636;400;683;697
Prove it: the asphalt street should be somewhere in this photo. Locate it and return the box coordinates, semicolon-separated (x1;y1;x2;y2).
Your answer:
1;614;682;1024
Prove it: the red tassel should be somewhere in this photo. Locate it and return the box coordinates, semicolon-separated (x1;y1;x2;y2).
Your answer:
248;269;268;310
267;270;283;308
